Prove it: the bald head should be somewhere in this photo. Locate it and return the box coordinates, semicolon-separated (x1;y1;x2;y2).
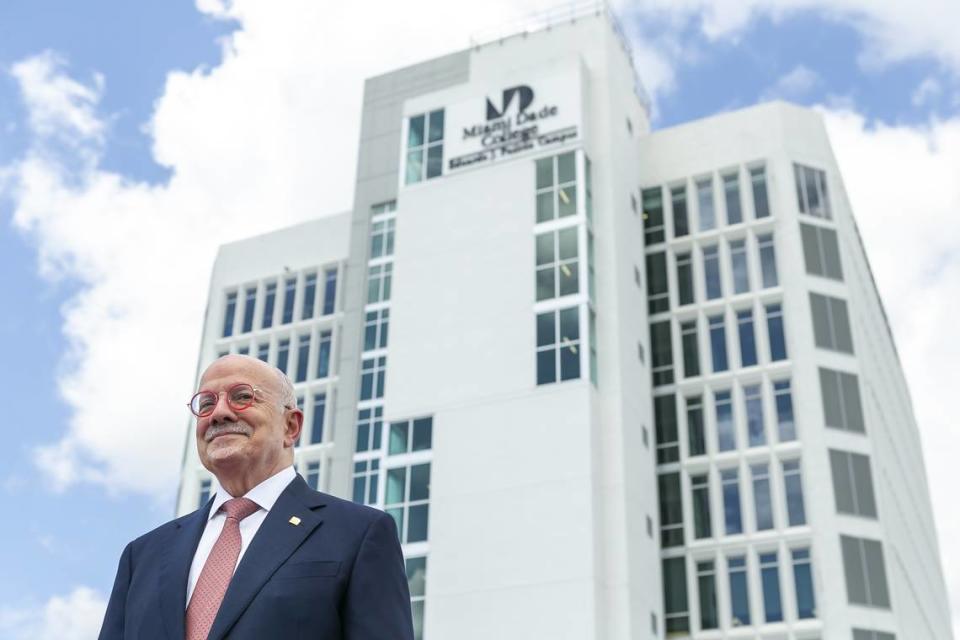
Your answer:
201;354;295;410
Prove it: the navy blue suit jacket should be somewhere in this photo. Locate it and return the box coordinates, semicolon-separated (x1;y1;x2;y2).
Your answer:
99;475;414;639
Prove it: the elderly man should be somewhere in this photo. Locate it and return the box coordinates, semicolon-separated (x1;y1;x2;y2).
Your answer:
99;354;413;639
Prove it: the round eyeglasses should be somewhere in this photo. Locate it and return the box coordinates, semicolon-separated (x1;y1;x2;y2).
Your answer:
188;383;262;418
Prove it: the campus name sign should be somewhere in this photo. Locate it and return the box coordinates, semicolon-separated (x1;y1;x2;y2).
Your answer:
445;73;581;172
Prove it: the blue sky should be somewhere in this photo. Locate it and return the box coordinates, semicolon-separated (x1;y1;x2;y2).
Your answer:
1;1;958;637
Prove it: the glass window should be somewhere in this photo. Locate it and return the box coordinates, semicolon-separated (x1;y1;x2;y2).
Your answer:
536;227;579;301
295;333;310;383
801;222;844;280
385;463;431;543
783;459;807;525
728;556;751;626
537;152;578;223
236;345;249;356
242;286;257;333
730;239;749;294
306;461;321;490
642;187;664;245
792;548;816;619
744;384;765;447
709;314;728;372
774;380;796;441
752;463;774;530
723;172;742;224
360;355;387;400
841;535;890;608
370;218;396;259
737;309;758;367
715;390;735;452
697;177;715;230
309;393;326;444
256;342;269;363
587;231;596;305
406;110;444;184
261;281;276;329
389;417;433;455
681;320;700;378
584;156;593;223
276;338;290;374
367;263;393;304
662;557;690;633
646;252;669;313
364;308;390;352
721;468;743;535
697;560;719;630
352;458;379;505
655;394;679;465
766;303;788;361
829;449;878;518
687;396;706;457
650;320;674;386
690;474;713;539
703;245;722;299
406;556;427;640
355;405;383;453
676;252;694;306
854;630;896;640
282;277;296;324
819;368;865;433
672;185;689;237
658;473;684;548
751;166;770;218
536;307;581;385
810;293;854;353
794;163;832;219
198;479;212;508
322;268;337;316
757;233;779;288
589;310;597;386
316;330;332;379
301;273;317;320
223;291;237;337
759;552;783;622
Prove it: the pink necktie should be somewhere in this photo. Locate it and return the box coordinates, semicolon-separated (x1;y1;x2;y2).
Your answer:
185;497;260;640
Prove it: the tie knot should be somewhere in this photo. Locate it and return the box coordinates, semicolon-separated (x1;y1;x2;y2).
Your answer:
221;497;259;522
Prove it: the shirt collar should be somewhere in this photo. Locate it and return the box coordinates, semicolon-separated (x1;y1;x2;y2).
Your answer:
207;465;296;521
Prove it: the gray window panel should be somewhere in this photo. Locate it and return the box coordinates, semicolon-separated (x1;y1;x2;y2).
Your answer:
841;535;891;608
863;538;891;607
801;222;843;280
810;293;855;353
830;450;858;514
854;630;897;640
801;224;824;275
659;473;684;548
655;394;679;464
852;452;878;517
841;535;869;605
647;252;669;313
820;368;866;433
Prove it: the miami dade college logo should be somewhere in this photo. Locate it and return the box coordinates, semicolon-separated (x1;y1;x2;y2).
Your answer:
486;85;535;120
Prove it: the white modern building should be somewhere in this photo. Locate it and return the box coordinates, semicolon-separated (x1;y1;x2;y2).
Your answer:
176;5;952;639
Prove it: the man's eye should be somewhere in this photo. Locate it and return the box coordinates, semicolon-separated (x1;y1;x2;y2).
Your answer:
198;395;217;410
232;390;254;403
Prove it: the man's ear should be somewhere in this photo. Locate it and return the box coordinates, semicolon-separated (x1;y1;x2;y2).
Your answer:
284;408;304;447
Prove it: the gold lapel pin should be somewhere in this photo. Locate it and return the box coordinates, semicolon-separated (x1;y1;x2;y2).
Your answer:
289;516;301;526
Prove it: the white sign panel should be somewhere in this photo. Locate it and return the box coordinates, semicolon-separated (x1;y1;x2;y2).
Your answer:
443;68;582;174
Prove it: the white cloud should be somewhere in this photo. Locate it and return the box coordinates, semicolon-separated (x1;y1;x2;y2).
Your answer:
822;107;960;638
632;0;960;74
760;64;820;100
9;51;105;146
0;587;106;640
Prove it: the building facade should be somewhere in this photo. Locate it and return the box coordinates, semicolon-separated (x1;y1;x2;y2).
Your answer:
176;7;952;640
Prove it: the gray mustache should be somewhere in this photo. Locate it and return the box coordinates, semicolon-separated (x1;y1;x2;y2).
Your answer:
205;422;253;442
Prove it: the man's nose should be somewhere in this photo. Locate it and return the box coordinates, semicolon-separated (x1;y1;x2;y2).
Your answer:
208;394;239;424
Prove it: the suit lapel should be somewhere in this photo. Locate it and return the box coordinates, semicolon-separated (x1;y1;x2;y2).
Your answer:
207;475;327;640
157;501;212;640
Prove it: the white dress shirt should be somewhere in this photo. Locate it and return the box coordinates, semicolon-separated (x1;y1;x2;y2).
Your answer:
185;465;297;607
